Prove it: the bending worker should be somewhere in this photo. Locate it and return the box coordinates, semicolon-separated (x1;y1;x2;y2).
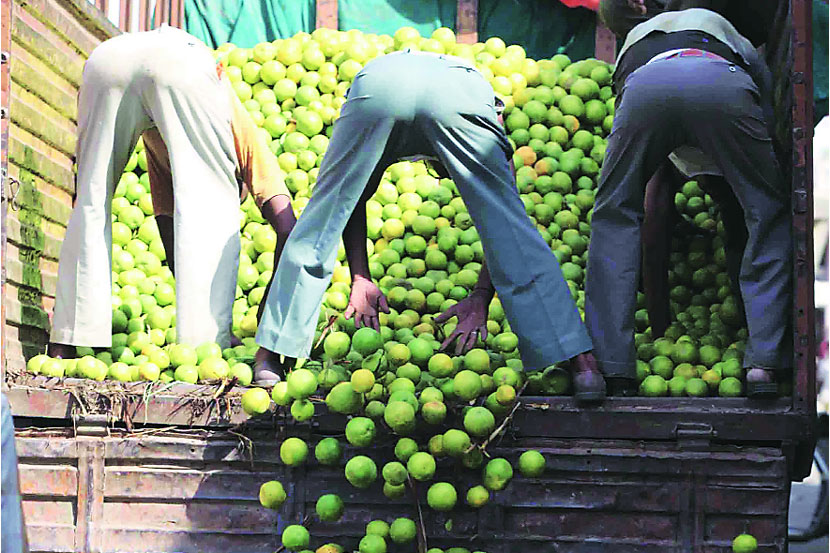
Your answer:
49;26;296;359
255;49;606;403
586;0;791;397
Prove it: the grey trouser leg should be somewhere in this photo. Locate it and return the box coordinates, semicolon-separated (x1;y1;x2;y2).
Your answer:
680;61;792;369
586;58;791;379
256;59;402;358
416;62;592;371
258;52;592;368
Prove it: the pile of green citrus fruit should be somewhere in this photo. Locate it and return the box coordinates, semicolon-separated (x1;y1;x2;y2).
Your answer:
20;24;768;552
26;25;757;396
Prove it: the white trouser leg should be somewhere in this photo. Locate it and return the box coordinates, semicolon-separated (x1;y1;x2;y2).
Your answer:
50;36;151;347
140;28;240;348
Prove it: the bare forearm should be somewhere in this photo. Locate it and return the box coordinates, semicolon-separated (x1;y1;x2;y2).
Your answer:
256;195;296;323
260;194;296;271
344;168;386;282
472;261;496;300
344;200;370;281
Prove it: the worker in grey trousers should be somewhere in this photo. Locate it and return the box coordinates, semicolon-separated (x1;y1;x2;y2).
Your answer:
586;2;792;397
256;50;606;403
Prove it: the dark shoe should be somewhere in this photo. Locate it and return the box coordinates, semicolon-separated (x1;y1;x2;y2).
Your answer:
746;367;778;398
570;352;606;404
607;377;638;397
253;348;283;386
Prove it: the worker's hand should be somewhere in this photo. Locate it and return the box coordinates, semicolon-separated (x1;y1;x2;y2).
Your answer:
626;0;646;15
344;275;390;332
435;289;490;355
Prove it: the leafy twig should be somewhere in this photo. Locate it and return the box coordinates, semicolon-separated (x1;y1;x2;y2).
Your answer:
476;381;528;456
228;429;255;469
313;315;340;351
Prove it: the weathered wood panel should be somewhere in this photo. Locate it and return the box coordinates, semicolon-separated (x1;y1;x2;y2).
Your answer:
4;0;119;371
13;429;790;553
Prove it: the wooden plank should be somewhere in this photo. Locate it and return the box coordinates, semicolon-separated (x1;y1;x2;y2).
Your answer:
100;500;276;531
18;464;79;497
7;162;73;225
4;290;51;331
94;529;277;553
56;0;121;41
505;509;677;540
9;134;75;193
138;0;147;32
10;9;85;87
11;85;77;157
10;50;78;122
74;439;92;553
104;467;281;500
790;0;817;419
88;440;106;552
103;434;282;463
14;430;80;458
2;316;51;368
17;0;106;58
4;317;53;364
4;384;251;428
153;0;164;29
4;257;58;299
6;214;64;263
119;0;131;32
170;0;183;28
316;0;338;30
2;0;12;383
456;0;478;44
24;525;77;553
22;499;77;526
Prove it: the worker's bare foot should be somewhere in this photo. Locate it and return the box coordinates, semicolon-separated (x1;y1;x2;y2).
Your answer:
47;343;75;359
569;352;606;405
746;367;778;398
253;348;284;386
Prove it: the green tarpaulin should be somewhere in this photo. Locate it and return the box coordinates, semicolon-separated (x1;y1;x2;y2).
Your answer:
185;0;598;61
185;0;316;48
477;0;596;60
337;0;457;40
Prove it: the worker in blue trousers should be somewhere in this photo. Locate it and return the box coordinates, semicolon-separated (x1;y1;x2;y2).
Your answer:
254;49;606;403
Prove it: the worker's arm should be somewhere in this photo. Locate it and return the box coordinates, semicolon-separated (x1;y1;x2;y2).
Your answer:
641;161;682;338
343;165;390;331
142;129;177;274
435;262;494;354
225;75;298;323
434;113;508;355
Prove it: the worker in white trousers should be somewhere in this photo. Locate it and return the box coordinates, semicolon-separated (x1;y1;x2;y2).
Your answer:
49;26;295;358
